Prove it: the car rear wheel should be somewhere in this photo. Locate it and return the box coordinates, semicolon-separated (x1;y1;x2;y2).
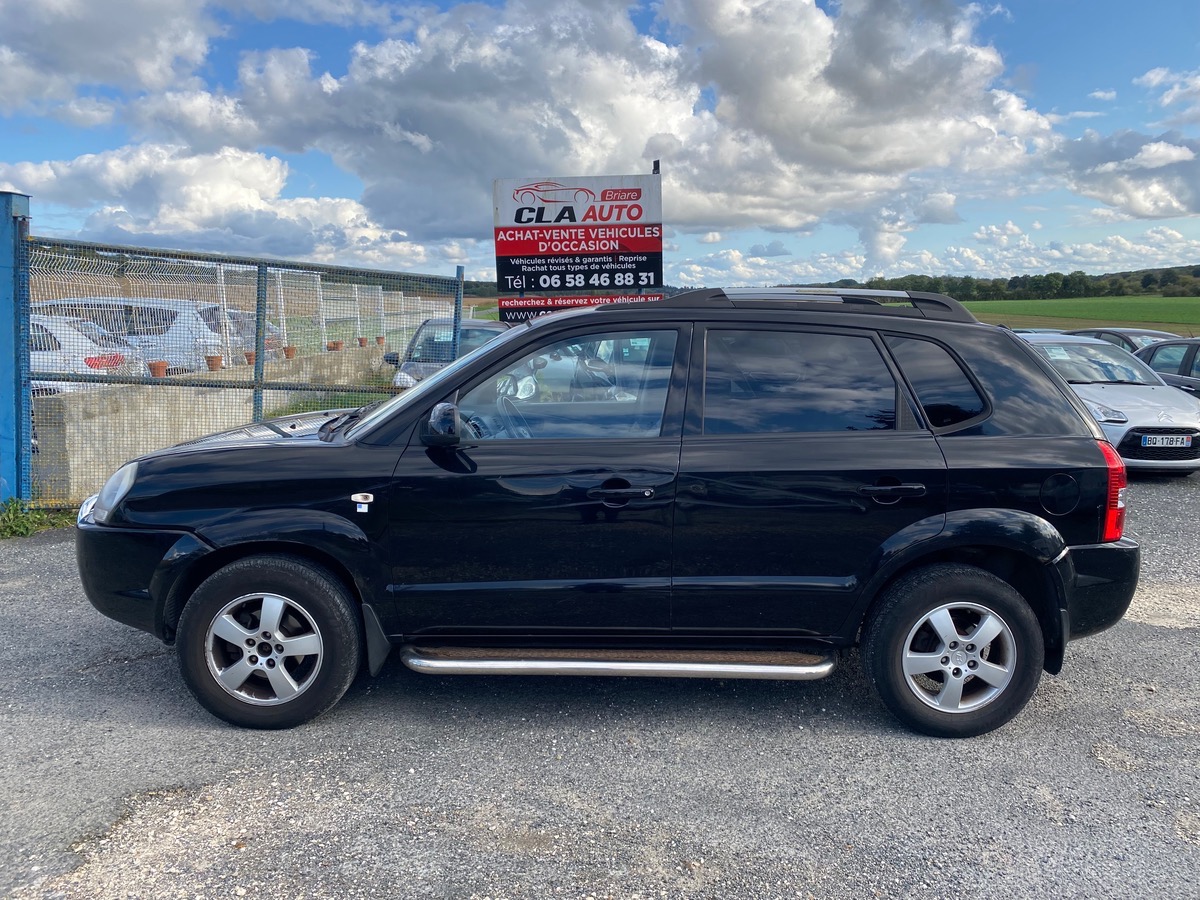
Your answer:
176;555;362;729
862;563;1044;738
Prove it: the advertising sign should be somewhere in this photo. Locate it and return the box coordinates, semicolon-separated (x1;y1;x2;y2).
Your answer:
495;293;665;322
493;174;663;320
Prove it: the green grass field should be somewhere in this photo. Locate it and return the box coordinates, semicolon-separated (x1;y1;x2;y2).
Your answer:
962;295;1200;334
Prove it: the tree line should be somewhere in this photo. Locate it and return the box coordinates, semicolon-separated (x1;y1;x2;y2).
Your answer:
834;265;1200;300
466;264;1200;301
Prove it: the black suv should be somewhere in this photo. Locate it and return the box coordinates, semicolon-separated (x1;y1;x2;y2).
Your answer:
76;288;1139;737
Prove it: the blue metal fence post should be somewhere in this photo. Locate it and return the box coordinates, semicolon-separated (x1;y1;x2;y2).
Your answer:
1;191;32;504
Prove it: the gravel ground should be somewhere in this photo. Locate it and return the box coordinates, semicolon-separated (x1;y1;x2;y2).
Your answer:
2;474;1198;899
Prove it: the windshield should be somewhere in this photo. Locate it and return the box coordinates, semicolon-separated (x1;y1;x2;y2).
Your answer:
1127;332;1172;348
345;323;529;439
409;325;506;362
1033;341;1162;385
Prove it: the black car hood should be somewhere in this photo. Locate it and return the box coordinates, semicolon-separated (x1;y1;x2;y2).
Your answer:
168;409;353;451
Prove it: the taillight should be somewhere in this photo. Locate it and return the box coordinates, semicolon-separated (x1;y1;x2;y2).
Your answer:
85;353;124;369
1098;441;1126;542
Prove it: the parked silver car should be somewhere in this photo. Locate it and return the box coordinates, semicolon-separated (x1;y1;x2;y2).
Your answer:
32;297;236;372
1062;327;1179;353
386;317;510;388
30;314;149;393
1021;332;1200;474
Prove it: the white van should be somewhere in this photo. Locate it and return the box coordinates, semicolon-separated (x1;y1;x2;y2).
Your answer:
31;297;236;372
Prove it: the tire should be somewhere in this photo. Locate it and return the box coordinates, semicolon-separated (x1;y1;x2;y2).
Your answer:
862;563;1044;738
176;555;362;729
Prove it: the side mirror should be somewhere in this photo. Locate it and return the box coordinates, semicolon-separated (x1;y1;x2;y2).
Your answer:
383;351;400;367
420;402;462;447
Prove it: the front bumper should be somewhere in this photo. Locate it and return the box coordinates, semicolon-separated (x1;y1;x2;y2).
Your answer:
76;499;214;641
1065;536;1140;640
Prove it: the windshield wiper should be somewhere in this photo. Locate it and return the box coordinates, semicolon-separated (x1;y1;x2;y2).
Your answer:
317;412;354;440
317;399;388;441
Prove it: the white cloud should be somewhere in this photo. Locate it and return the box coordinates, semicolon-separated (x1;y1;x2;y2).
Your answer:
1094;141;1195;172
973;220;1024;247
1089;90;1116;101
105;0;1058;247
747;240;791;258
219;0;395;27
0;1;215;112
0;143;434;267
698;232;723;244
1135;66;1200;126
1052;131;1200;218
913;192;961;224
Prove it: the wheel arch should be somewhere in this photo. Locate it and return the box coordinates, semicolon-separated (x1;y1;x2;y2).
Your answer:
854;510;1070;674
161;539;368;642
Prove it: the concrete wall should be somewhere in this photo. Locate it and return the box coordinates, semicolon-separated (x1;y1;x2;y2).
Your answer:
33;346;389;504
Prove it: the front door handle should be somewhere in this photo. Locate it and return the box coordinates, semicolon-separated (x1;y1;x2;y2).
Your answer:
857;483;926;499
587;476;657;508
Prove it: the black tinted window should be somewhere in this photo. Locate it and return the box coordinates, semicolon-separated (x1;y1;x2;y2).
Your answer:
198;306;227;334
886;335;986;428
30;324;60;352
1145;343;1187;375
128;306;177;336
703;330;896;434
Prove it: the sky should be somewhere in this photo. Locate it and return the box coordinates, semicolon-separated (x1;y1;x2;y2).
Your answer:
1;0;1199;288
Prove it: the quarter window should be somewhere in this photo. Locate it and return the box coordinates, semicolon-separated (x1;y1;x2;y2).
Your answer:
885;335;986;428
30;324;60;353
702;330;897;434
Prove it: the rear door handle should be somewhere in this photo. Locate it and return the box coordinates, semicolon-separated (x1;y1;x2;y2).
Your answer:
857;483;926;498
587;487;656;500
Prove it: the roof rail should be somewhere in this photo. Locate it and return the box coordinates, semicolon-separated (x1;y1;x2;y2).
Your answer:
599;287;976;323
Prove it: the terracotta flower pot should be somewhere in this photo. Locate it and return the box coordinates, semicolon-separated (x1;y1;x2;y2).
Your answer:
205;355;223;371
327;340;344;351
147;360;168;378
244;350;256;366
357;336;368;347
283;345;297;360
375;336;386;346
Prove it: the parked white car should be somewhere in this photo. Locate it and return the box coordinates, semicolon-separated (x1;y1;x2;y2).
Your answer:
1020;332;1200;474
32;297;235;372
30;314;150;393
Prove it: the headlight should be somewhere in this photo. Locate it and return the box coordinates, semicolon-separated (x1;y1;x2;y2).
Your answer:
1086;402;1128;424
92;462;138;524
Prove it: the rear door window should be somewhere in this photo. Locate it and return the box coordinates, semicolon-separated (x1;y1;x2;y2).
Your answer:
128;306;177;336
198;306;227;334
702;329;898;434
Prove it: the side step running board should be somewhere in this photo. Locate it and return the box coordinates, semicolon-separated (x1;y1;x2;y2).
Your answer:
399;645;836;681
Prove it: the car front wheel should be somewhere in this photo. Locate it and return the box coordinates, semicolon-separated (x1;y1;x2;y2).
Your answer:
862;563;1044;738
176;555;362;729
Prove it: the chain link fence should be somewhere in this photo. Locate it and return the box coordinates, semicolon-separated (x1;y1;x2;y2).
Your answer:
24;238;463;507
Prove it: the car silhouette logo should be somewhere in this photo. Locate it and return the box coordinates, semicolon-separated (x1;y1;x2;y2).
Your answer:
512;182;597;205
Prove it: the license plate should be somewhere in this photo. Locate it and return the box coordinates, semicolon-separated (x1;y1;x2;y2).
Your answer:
1141;434;1192;448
